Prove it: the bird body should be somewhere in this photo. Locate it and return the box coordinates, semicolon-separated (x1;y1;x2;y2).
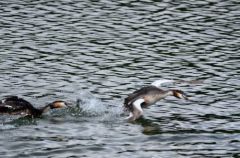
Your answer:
124;86;172;110
124;80;188;121
0;96;68;117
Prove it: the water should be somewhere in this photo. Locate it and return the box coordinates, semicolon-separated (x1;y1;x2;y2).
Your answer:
0;0;239;157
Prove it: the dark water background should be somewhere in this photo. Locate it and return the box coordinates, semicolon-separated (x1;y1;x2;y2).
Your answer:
0;0;239;157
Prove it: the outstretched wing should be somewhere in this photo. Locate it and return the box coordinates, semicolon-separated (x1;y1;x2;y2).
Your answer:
151;79;174;87
124;86;160;111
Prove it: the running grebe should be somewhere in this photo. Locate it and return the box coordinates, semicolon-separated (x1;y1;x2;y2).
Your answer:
0;96;68;117
124;80;188;121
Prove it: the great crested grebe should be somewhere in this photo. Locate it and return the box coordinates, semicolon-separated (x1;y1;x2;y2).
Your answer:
0;96;68;117
124;80;188;121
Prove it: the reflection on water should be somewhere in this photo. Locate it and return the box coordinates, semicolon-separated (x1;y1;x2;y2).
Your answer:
0;0;240;157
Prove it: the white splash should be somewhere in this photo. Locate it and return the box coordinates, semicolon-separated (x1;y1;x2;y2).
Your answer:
75;91;124;122
76;91;107;116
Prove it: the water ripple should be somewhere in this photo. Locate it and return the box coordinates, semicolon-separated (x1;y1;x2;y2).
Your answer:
0;0;239;157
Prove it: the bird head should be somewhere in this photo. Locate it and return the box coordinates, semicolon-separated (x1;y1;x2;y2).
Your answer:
49;100;69;109
172;90;188;100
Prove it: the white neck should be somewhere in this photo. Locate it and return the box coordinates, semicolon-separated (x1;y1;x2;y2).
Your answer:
41;105;51;113
154;90;173;101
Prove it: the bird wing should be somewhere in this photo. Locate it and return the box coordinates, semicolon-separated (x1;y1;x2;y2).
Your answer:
125;98;145;121
151;79;174;87
124;88;145;109
124;86;160;111
132;99;144;114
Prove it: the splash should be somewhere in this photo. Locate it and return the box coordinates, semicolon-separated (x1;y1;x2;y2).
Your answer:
76;91;107;116
73;91;124;122
99;99;124;123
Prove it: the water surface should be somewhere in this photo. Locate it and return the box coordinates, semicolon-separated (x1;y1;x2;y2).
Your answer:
0;0;239;157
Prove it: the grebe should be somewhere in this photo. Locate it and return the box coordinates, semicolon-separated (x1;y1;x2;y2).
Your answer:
0;96;68;117
124;80;188;121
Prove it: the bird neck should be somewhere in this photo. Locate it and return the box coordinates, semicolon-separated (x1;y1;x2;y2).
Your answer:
40;104;52;114
26;106;44;117
156;90;174;100
32;103;53;117
167;90;175;96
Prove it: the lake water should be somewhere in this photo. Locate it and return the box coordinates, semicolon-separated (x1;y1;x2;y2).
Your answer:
0;0;239;157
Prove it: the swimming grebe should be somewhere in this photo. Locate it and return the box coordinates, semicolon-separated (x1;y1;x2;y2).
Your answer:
0;96;68;117
124;80;188;121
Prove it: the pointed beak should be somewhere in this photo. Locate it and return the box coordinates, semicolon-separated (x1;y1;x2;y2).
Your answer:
177;93;189;100
63;102;70;108
182;94;189;100
183;94;189;100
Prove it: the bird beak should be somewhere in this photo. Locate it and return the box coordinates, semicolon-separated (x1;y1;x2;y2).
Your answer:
177;92;189;100
63;102;70;108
